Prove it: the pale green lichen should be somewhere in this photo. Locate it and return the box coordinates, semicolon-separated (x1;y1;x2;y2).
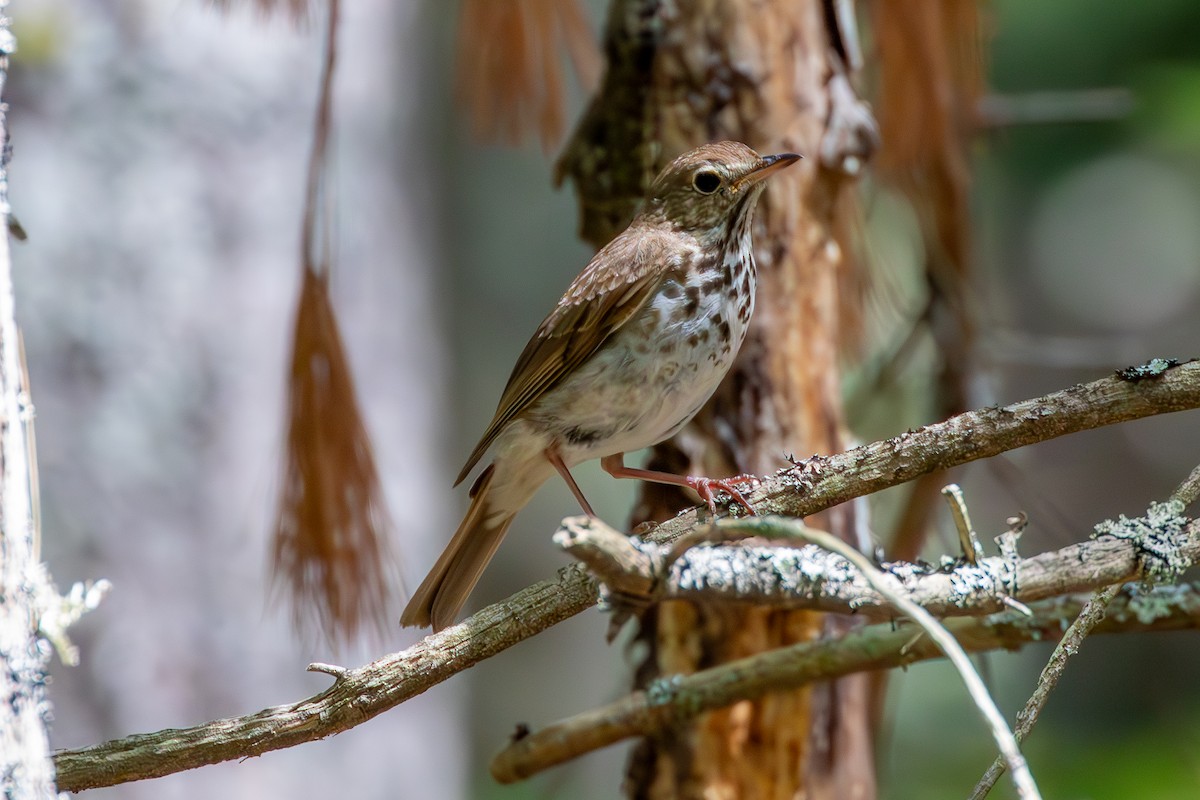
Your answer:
646;674;684;707
1092;500;1192;584
1122;583;1200;625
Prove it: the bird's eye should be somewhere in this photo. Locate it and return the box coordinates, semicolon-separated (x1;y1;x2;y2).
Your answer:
692;170;722;194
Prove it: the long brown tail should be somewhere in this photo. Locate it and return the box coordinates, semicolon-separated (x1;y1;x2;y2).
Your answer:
400;465;515;631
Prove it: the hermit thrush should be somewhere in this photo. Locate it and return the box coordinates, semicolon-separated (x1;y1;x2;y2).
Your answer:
402;141;800;630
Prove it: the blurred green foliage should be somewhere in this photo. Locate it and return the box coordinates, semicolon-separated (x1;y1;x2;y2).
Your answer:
881;3;1200;797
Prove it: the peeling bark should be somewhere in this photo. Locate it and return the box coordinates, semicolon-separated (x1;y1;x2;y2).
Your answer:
558;1;877;796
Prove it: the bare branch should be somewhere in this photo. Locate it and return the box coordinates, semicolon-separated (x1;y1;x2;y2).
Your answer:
736;360;1200;527
52;568;598;793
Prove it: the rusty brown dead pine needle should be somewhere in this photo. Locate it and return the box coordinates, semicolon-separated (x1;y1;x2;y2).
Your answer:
272;0;400;646
456;0;601;150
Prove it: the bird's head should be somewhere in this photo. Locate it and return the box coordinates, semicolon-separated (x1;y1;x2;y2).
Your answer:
642;141;801;239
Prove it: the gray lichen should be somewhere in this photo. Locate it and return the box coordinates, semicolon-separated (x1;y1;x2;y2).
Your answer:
1121;583;1200;625
1092;500;1192;584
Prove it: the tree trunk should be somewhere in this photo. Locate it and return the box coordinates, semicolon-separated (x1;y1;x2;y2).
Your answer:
0;24;59;796
558;1;878;796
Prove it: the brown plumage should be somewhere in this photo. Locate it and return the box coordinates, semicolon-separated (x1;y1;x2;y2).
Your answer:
402;142;800;630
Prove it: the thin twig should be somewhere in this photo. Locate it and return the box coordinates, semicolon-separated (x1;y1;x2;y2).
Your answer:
976;88;1135;128
1169;463;1200;509
942;483;984;563
489;583;1200;782
719;517;1040;800
306;662;347;679
968;582;1122;800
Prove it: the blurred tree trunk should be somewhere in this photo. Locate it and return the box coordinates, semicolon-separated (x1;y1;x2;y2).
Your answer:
0;247;57;800
559;1;878;797
0;43;58;797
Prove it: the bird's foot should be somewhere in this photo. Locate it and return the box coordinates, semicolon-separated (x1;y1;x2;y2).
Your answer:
686;473;759;516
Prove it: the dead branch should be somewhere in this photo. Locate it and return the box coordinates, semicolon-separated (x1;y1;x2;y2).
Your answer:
52;360;1200;791
52;568;597;793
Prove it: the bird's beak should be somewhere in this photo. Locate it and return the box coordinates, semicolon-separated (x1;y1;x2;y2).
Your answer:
733;152;802;191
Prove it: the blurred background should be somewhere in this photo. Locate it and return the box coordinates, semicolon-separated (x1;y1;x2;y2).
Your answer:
11;0;1200;798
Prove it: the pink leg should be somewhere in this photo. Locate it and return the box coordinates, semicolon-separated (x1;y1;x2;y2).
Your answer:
544;447;597;518
599;453;758;516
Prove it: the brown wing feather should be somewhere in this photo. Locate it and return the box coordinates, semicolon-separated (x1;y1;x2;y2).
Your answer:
454;226;681;486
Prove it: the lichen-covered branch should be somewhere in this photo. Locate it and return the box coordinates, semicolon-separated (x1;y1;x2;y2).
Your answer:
719;517;1040;799
52;360;1200;792
556;513;1200;619
490;582;1200;783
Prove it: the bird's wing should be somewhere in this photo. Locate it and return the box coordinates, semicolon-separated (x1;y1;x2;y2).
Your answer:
455;227;683;486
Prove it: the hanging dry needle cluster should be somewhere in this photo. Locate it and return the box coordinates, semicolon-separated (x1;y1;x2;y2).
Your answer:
271;0;401;646
456;0;602;150
273;267;401;645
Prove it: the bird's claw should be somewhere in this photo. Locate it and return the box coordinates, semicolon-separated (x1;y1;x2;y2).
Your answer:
686;473;759;516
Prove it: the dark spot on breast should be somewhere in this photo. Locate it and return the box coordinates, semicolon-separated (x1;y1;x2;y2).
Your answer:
723;263;736;287
660;282;683;300
739;272;751;296
686;333;700;347
717;318;731;340
700;275;724;294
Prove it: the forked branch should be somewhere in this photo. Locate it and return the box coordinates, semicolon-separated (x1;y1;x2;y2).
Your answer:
53;360;1200;792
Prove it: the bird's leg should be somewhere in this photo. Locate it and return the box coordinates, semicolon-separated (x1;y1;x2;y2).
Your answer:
544;447;597;518
599;453;758;516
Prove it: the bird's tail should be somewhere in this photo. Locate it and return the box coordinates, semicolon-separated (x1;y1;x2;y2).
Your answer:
400;464;516;631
